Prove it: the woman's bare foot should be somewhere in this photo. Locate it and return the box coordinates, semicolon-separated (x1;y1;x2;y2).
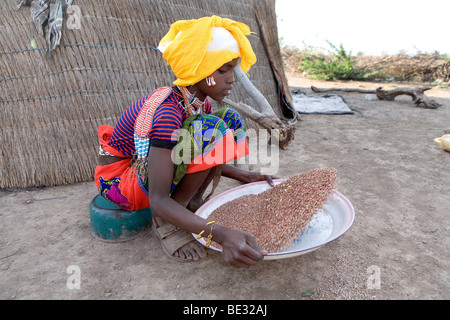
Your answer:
173;240;207;261
152;216;207;262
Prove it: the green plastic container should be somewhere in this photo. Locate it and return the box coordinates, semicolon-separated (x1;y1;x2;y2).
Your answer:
89;194;153;242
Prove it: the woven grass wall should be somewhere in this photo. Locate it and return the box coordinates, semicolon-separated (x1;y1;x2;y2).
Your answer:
0;0;291;189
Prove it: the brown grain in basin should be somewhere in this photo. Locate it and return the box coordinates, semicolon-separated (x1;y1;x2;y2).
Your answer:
208;168;338;252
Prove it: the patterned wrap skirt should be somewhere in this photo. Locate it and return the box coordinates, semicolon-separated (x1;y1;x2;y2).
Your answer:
94;108;249;211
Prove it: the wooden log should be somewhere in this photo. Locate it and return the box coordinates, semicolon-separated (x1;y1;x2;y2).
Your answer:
225;64;296;149
234;63;278;118
311;85;441;109
311;86;376;94
223;98;295;150
375;87;441;109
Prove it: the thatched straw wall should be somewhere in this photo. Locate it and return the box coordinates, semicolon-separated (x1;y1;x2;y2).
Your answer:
0;0;292;189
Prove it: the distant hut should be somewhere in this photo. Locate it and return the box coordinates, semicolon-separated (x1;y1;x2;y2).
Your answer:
0;0;295;189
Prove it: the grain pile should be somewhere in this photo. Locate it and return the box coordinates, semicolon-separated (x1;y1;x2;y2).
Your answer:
208;168;338;252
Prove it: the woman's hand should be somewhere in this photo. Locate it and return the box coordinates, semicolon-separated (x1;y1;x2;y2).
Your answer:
221;164;278;187
244;171;276;187
214;225;267;268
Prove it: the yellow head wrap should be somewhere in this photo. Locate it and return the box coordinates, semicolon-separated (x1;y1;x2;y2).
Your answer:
157;15;257;87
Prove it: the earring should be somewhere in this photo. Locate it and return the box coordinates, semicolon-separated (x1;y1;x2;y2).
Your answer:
206;75;216;87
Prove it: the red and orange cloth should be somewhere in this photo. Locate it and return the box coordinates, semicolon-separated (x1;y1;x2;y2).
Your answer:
95;89;249;211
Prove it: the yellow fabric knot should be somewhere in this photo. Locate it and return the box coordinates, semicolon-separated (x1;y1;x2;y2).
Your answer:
158;15;257;86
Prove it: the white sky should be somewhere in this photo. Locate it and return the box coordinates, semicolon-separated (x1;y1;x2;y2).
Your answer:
275;0;450;56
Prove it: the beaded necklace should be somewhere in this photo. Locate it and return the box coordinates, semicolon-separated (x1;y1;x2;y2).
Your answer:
178;86;205;116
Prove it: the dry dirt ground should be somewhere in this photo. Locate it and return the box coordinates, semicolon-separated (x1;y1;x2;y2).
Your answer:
1;74;449;300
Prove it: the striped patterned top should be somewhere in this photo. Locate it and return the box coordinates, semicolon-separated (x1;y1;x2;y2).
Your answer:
109;87;212;158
